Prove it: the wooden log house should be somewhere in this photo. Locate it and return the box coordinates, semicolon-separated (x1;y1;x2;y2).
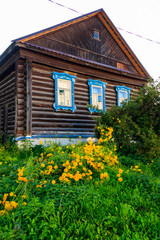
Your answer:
0;9;150;142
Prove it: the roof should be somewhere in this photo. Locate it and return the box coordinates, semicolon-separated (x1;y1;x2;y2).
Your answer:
13;9;104;43
1;9;150;78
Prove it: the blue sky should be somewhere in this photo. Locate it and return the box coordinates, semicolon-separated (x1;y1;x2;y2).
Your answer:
1;0;160;80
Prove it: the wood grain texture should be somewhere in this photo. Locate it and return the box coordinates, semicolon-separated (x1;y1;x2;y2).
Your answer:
0;65;16;135
26;60;32;136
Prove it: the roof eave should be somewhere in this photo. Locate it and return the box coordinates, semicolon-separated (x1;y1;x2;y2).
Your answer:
0;42;16;64
17;42;149;81
97;11;150;78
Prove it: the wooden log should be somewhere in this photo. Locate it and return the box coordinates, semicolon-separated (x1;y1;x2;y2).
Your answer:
0;108;1;135
26;60;32;136
14;61;18;136
2;104;8;144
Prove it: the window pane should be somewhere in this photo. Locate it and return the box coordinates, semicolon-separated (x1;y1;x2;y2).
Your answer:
94;31;99;40
93;86;102;94
119;91;127;98
58;90;65;105
92;86;103;110
98;95;102;102
66;90;71;106
58;79;71;106
92;93;97;106
98;102;103;109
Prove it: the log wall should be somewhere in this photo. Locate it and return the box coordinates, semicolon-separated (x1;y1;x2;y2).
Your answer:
31;63;96;137
0;65;16;136
31;61;139;137
16;59;26;137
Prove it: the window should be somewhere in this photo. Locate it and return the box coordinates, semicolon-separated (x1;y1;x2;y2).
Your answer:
52;72;76;112
116;85;132;106
88;79;107;113
94;30;100;40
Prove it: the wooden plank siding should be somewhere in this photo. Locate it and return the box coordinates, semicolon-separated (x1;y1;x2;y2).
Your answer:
0;65;16;136
28;16;137;75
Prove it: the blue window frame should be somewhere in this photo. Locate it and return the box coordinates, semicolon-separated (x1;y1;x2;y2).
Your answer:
52;72;76;112
88;79;107;114
116;85;132;106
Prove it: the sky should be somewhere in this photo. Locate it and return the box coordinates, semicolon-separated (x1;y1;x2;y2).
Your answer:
1;0;160;80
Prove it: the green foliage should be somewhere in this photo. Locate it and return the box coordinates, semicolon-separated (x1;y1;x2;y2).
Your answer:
96;79;160;160
0;138;160;239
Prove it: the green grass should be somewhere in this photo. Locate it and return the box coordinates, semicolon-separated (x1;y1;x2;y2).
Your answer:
0;139;160;240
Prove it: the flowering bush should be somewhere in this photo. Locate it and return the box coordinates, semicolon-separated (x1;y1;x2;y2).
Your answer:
0;127;159;239
96;79;160;160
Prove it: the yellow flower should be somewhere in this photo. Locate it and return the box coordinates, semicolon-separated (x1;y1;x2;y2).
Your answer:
116;173;121;177
40;140;43;145
10;201;18;208
100;173;104;179
0;210;6;216
138;169;141;172
3;194;8;203
22;195;27;198
103;172;109;178
22;202;27;205
119;168;123;174
118;177;123;182
10;192;14;197
51;180;56;185
0;162;2;165
18;171;23;177
135;165;139;169
18;177;27;182
79;136;82;139
54;165;58;170
5;203;13;211
47;153;53;157
41;164;45;168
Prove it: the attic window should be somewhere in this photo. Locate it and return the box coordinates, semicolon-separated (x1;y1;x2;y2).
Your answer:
94;30;100;40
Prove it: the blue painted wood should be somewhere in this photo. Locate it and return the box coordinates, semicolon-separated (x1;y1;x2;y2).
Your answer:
14;134;95;142
52;72;76;112
88;79;107;113
116;85;132;106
